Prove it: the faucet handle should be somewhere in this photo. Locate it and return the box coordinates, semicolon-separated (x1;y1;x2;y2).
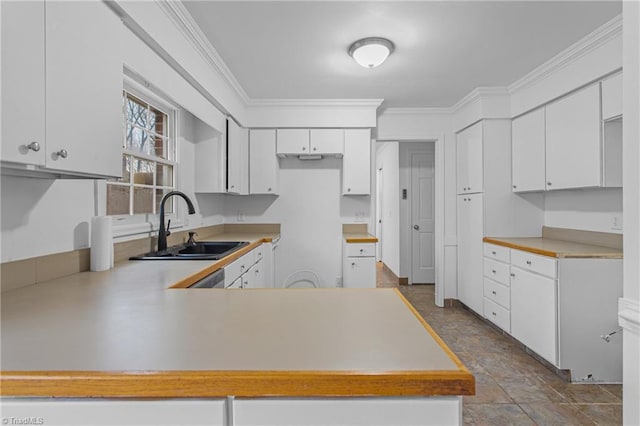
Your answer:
187;231;198;245
165;219;171;237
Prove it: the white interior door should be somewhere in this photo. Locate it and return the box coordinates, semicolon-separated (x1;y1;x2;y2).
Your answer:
376;167;383;262
411;149;435;283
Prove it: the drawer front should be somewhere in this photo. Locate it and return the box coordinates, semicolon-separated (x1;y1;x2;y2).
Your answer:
483;257;510;285
483;277;510;309
346;243;376;257
483;243;510;263
225;251;254;284
484;297;510;333
510;249;557;278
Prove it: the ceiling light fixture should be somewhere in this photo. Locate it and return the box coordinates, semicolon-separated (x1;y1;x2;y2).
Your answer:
348;37;395;69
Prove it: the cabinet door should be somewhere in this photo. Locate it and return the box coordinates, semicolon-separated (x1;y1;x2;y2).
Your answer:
342;129;371;195
227;119;249;194
343;257;376;288
545;84;601;190
602;73;622;121
456;193;484;314
251;259;265;288
276;129;309;155
0;0;46;166
310;129;344;155
456;122;483;194
45;1;122;177
512;109;546;192
510;266;557;365
249;129;278;194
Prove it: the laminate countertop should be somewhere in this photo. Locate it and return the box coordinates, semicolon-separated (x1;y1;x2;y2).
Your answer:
483;236;623;259
0;233;472;398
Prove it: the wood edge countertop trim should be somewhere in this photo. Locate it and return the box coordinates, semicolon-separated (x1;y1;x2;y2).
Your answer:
344;234;379;243
483;237;559;258
169;238;273;289
393;289;475;381
0;370;474;398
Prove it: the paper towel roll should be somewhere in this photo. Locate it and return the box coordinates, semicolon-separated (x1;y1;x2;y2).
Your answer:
91;216;113;272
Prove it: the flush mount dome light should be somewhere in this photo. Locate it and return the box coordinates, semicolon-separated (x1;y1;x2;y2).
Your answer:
348;37;395;69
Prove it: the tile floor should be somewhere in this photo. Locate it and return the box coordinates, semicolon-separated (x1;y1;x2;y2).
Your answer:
376;263;623;425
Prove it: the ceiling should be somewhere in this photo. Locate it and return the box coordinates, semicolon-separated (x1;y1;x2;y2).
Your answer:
182;1;621;109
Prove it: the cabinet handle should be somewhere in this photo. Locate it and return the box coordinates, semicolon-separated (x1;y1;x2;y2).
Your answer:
230;185;235;189
241;265;245;270
513;185;517;189
526;260;532;265
491;270;496;274
54;149;68;159
492;312;497;316
492;251;496;255
347;188;351;192
351;262;356;267
268;187;272;192
313;147;317;151
547;182;552;186
26;141;40;152
302;146;307;151
492;290;497;295
510;273;516;277
360;249;364;253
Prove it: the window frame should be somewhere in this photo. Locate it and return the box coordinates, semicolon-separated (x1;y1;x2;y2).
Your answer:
107;77;184;238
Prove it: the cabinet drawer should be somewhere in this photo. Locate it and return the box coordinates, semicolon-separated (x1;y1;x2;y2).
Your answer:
483;258;510;285
345;243;376;257
483;243;510;263
224;251;254;284
484;297;510;333
510;249;557;278
484;277;510;309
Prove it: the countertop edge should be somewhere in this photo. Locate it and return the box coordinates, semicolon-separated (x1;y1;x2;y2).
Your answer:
482;237;623;259
344;234;379;243
0;369;474;398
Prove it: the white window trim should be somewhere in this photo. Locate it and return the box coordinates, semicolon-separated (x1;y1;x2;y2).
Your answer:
108;76;186;239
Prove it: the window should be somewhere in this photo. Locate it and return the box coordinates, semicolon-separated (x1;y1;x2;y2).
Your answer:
107;89;177;217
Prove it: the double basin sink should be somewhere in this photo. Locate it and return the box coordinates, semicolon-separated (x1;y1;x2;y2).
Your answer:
130;241;249;261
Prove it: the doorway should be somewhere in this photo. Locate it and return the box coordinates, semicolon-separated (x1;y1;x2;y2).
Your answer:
409;146;435;284
376;167;384;262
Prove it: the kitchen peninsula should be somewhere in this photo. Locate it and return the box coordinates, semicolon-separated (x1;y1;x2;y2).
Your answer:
1;235;474;425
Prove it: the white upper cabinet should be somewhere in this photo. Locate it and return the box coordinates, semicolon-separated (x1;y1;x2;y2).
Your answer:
342;129;371;195
601;72;622;121
545;84;601;191
511;109;546;192
249;129;278;195
456;121;483;194
276;129;344;157
227;119;249;195
1;1;123;178
1;1;46;167
276;129;309;156
310;129;344;156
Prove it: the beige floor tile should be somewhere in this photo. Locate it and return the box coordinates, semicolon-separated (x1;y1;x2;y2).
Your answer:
519;403;597;425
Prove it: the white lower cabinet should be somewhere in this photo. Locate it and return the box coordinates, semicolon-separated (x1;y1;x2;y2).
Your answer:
483;242;623;382
0;399;226;425
233;397;461;426
342;242;376;288
510;266;558;365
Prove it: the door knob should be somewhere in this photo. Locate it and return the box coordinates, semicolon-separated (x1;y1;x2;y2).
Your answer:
413;225;419;230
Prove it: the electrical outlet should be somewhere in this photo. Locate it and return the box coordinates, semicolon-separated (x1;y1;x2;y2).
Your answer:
336;276;343;287
237;210;245;222
612;215;622;230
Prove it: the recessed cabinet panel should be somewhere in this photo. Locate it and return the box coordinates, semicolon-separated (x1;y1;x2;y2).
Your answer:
602;73;622;120
276;129;310;156
0;0;46;166
310;129;344;155
545;84;601;191
227;119;249;195
512;109;546;192
249;129;278;194
342;129;371;195
456;193;484;314
456;122;483;194
45;1;122;177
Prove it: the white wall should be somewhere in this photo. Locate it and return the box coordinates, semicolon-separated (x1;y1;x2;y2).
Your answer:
622;3;640;425
544;189;623;234
375;142;400;277
219;158;371;288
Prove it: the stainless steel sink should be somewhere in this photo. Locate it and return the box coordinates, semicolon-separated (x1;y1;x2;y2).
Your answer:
130;241;249;260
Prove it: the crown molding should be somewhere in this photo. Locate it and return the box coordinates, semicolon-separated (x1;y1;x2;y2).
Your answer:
380;107;453;115
508;14;622;94
156;1;251;105
450;87;510;113
246;98;384;108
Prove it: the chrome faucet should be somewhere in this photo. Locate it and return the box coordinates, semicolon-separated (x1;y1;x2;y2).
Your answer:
157;191;196;251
